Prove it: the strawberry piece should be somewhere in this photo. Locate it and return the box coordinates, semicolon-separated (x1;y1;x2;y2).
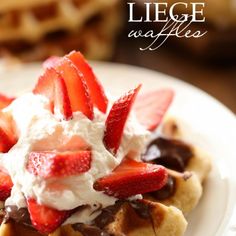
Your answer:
94;158;168;199
67;51;108;113
27;198;72;234
33;68;73;120
54;75;73;120
0;93;15;110
43;56;60;69
103;85;141;155
0;112;17;153
27;151;91;178
56;58;94;119
0;170;13;201
134;89;174;131
33;68;55;110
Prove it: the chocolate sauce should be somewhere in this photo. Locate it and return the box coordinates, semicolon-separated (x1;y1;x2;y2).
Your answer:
94;201;124;229
73;200;158;236
4;206;31;226
150;175;176;200
72;202;123;236
143;137;193;172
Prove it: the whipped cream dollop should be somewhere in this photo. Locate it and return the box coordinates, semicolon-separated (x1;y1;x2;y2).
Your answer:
1;93;150;223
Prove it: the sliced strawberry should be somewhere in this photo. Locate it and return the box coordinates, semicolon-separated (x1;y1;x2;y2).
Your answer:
0;170;13;201
27;151;91;178
134;89;174;131
56;58;94;119
27;198;72;234
43;56;60;69
94;158;167;199
103;85;141;155
0;93;15;110
67;51;108;113
54;75;73;120
33;68;55;110
33;68;73;120
0;112;17;153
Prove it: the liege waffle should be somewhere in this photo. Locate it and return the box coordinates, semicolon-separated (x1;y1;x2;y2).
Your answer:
0;118;211;236
144;117;211;215
0;0;122;61
0;200;187;236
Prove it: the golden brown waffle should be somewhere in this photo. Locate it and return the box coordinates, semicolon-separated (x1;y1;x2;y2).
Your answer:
145;118;211;214
0;200;187;236
0;119;211;236
0;0;122;61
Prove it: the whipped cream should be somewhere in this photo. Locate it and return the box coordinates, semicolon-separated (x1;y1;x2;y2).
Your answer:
1;93;150;223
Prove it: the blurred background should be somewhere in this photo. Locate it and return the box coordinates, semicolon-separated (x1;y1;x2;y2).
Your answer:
0;0;235;112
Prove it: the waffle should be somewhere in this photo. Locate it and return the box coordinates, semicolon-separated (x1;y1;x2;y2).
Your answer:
0;118;211;236
144;118;211;215
0;0;122;61
0;199;187;236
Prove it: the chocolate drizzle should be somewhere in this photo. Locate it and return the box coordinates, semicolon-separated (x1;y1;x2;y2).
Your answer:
4;206;31;226
143;137;193;172
73;200;158;236
143;137;194;200
94;201;123;229
150;175;176;200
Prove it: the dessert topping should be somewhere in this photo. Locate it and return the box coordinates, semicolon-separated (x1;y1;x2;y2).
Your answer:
67;51;108;113
56;57;94;119
0;93;15;110
0;112;17;153
134;89;174;131
144;137;193;172
0;170;13;201
103;85;141;155
94;158;167;199
27;151;92;179
26;198;73;234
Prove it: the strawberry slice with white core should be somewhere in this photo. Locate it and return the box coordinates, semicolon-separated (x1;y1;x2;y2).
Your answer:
134;89;174;131
56;58;94;120
103;85;141;155
27;198;73;234
0;93;15;110
54;75;72;120
27;151;91;178
0;170;13;201
0;112;17;153
94;158;168;199
67;51;108;113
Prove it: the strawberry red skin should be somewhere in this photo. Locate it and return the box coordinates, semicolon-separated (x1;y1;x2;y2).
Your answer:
134;89;174;131
56;58;94;120
27;151;92;178
33;68;55;100
0;112;17;153
0;170;13;201
0;93;15;110
54;75;73;120
33;68;56;111
0;128;14;153
27;198;72;234
43;56;60;69
103;85;141;155
67;51;108;113
94;158;168;199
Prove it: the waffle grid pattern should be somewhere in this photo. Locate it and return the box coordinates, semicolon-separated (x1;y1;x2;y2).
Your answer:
0;0;118;42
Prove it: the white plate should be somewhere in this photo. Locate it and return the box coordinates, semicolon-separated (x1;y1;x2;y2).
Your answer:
0;62;236;236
